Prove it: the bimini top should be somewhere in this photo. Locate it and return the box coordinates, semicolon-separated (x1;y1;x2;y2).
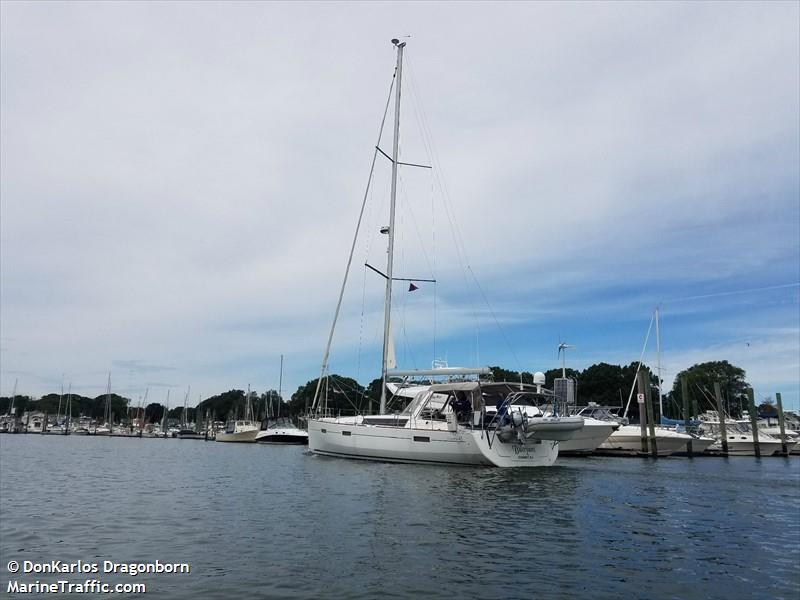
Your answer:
481;381;544;395
428;382;481;393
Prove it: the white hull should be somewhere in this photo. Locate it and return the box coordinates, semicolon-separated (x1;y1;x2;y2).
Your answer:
558;419;615;454
308;418;559;467
709;439;786;456
598;425;692;456
215;429;259;443
44;427;68;435
759;427;800;455
673;436;715;455
255;428;309;444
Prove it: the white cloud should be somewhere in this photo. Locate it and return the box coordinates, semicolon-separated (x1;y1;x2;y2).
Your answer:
1;2;797;403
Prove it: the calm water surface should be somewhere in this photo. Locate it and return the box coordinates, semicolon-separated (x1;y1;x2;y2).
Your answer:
1;435;798;599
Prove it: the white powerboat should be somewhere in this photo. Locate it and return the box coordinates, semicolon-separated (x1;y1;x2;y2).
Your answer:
217;387;260;443
255;417;308;444
578;406;693;456
758;422;800;455
701;419;786;456
559;416;617;455
600;424;693;456
93;424;111;436
215;420;259;443
23;413;46;433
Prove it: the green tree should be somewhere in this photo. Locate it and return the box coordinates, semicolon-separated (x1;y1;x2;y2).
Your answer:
290;375;365;416
489;366;534;385
0;395;32;415
671;361;750;418
364;378;384;413
543;368;580;389
196;389;245;422
144;403;166;424
579;363;628;406
259;389;287;419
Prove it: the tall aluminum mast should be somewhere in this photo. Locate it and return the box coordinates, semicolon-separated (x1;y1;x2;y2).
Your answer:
379;38;405;415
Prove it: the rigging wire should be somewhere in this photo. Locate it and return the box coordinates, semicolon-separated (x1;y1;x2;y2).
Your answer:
622;311;656;419
662;282;799;304
406;56;483;366
432;168;437;364
311;70;396;414
466;266;525;374
356;263;368;383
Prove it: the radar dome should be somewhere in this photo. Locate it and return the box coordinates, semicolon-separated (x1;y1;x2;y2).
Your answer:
533;372;546;386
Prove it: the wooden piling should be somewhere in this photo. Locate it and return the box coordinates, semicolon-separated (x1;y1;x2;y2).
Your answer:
644;370;658;457
746;388;761;457
776;392;788;456
713;382;729;456
682;377;693;457
637;371;648;454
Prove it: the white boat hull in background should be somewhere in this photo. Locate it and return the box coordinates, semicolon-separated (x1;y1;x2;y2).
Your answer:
709;438;785;456
598;425;692;456
558;418;616;455
215;429;259;443
255;428;309;445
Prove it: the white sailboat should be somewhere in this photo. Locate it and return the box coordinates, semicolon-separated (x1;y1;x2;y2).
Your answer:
92;374;113;435
307;39;583;467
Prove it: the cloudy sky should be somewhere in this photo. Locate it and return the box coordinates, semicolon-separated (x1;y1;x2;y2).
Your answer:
2;1;798;411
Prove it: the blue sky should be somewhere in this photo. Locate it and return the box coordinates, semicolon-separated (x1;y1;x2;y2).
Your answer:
1;2;798;410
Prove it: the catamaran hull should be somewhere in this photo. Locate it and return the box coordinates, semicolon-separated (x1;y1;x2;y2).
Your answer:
308;419;559;467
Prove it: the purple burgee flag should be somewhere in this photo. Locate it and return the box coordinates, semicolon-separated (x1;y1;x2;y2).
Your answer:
408;282;419;292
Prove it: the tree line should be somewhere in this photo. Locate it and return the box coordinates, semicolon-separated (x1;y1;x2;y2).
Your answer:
0;360;754;424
